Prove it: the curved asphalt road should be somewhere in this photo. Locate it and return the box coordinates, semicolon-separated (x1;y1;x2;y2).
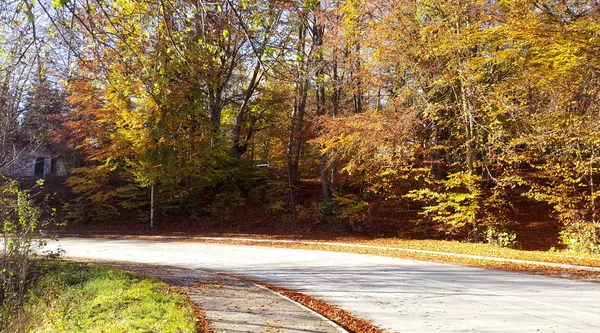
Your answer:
46;238;600;332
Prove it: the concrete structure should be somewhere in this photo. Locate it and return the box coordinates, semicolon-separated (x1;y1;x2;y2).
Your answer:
3;149;74;178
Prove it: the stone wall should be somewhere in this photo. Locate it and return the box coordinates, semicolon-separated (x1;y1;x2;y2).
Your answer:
3;150;70;178
55;157;74;177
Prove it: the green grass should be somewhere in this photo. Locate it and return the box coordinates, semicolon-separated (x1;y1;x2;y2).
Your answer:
8;261;196;333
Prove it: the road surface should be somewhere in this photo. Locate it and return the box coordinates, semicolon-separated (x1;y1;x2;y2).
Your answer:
45;237;600;332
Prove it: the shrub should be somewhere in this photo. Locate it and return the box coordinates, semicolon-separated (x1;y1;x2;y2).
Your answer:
1;180;53;329
559;221;600;254
485;226;519;249
317;195;371;233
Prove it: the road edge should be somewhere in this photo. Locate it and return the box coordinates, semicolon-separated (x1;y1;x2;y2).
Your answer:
55;233;600;273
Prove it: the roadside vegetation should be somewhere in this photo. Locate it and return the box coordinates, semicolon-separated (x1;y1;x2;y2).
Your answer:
242;238;600;280
185;235;600;267
1;180;52;330
1;182;200;332
2;260;198;333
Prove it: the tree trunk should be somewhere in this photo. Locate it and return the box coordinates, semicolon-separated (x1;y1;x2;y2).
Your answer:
208;86;222;134
287;23;308;183
291;83;307;181
431;126;449;180
353;43;363;114
314;17;332;213
232;58;263;158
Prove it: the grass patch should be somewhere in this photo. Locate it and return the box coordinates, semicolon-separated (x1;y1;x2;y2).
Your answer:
6;260;197;333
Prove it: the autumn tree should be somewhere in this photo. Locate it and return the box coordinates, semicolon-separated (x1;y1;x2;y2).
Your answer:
0;1;41;176
314;0;600;249
498;0;600;252
10;0;598;250
45;0;297;220
317;0;529;239
1;2;60;324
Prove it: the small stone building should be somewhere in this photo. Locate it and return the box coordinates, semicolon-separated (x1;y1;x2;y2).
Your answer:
4;149;74;178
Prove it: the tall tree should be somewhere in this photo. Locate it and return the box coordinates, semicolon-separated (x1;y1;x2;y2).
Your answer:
0;0;56;177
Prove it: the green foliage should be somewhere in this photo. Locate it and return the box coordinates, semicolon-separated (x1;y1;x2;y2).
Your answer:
333;195;369;226
1;181;52;330
253;178;289;202
254;176;301;225
212;183;245;211
485;226;519;249
559;222;600;254
52;0;70;7
406;171;522;240
63;166;121;222
406;172;482;236
523;125;600;251
62;198;119;223
206;161;263;214
295;203;317;225
317;195;370;233
264;200;287;214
